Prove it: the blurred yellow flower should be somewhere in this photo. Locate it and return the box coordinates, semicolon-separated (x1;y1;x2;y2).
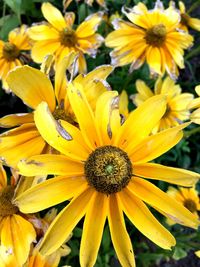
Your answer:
28;2;103;73
105;1;193;79
188;85;200;124
25;209;71;267
166;186;200;225
0;25;31;92
0;164;36;267
0;53;113;169
175;1;200;31
15;88;200;266
132;76;194;132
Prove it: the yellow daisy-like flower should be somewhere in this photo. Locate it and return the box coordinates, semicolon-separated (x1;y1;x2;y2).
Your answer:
188;85;200;124
132;76;194;132
0;25;31;92
28;2;103;73
0;54;113;168
176;1;200;32
0;164;36;267
167;186;200;218
105;1;193;79
14;87;200;266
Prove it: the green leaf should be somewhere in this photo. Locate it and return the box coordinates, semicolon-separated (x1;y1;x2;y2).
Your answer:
4;0;22;20
172;247;187;260
0;15;19;40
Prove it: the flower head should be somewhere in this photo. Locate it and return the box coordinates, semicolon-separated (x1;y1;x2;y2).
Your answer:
176;1;200;31
105;1;193;79
0;25;31;91
132;76;194;132
167;186;200;215
28;2;104;73
0;53;113;168
15;86;200;266
166;186;200;226
0;164;36;266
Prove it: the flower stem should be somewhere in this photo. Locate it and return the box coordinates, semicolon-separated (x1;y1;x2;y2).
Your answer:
184;126;200;138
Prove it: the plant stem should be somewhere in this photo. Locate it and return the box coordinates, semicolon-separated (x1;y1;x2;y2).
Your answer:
184;126;200;138
187;0;200;14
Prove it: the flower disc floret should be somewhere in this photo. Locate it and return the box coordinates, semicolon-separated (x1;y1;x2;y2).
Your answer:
60;28;77;47
84;145;132;194
0;185;19;216
183;199;197;213
145;24;167;47
3;42;20;61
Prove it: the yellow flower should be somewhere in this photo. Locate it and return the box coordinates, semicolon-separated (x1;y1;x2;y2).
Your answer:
105;1;193;79
132;76;194;132
0;53;113;168
167;186;200;216
0;25;31;92
14;87;200;267
25;209;72;267
0;164;36;267
188;85;200;124
177;1;200;31
195;250;200;258
28;2;103;73
166;186;200;226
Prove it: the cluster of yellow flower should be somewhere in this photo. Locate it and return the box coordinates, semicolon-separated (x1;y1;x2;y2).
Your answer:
0;0;200;266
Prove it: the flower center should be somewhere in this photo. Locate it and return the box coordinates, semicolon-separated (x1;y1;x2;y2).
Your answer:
53;107;78;126
162;104;171;118
60;28;77;47
3;42;20;61
180;13;190;26
0;186;19;217
183;199;197;213
84;145;132;194
145;24;167;47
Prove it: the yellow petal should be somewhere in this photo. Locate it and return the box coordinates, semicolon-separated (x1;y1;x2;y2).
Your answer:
75;65;113;84
67;83;101;150
41;2;67;30
114;95;166;149
6;66;56;111
55;52;77;105
188;18;200;31
34;102;90;161
31;40;60;63
134;163;200;186
146;47;162;75
39;187;94;255
108;194;135;267
119;189;176;249
129;178;199;229
119;90;129;119
135;79;154;99
130;123;190;163
77;52;87;73
0;164;7;190
18;154;84;176
28;24;59;40
76;12;103;38
1;215;36;266
14;176;88;213
0;113;33;128
0;123;46;168
95;91;120;144
80;192;108;267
